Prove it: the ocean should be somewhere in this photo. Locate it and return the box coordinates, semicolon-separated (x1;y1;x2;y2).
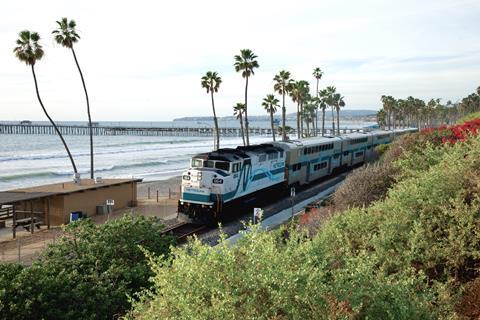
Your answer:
0;120;375;191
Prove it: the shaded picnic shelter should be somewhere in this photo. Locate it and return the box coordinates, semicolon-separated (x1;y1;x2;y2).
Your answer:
0;178;141;238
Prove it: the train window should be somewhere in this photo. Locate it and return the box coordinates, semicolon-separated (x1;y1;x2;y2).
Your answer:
232;163;240;172
316;146;319;153
204;160;214;168
259;154;266;162
279;151;284;158
268;153;278;160
303;149;307;155
343;151;349;156
292;163;302;172
314;162;327;171
191;159;203;168
215;161;230;171
355;152;363;158
333;154;340;159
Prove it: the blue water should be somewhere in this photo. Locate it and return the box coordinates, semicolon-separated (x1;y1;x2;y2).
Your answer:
0;120;374;191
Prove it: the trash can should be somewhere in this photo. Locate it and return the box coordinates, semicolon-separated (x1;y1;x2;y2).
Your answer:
70;211;82;222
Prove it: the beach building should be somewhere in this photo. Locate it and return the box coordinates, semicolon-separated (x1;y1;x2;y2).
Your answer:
0;179;141;238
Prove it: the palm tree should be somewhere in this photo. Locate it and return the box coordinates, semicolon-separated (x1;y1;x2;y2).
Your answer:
334;93;345;135
302;101;315;136
14;30;78;175
290;80;309;138
201;71;222;150
233;103;246;146
52;18;93;179
325;86;337;134
234;49;259;146
317;91;328;136
312;67;323;136
273;71;294;141
262;94;279;141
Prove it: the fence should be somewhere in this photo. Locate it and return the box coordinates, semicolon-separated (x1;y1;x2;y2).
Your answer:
0;228;62;265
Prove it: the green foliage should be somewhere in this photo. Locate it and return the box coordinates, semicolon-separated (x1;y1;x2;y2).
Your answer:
374;142;390;156
132;134;480;319
457;111;480;124
0;215;174;320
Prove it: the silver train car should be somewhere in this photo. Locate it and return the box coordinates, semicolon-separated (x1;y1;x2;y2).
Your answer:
177;128;417;223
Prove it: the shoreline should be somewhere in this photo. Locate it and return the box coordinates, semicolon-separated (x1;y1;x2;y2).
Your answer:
137;175;182;198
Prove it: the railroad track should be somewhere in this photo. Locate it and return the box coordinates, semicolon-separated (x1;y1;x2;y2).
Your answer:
162;222;207;242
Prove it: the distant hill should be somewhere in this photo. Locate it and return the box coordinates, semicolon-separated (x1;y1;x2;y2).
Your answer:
174;109;377;122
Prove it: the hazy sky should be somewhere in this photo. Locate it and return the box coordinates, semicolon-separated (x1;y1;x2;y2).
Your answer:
1;0;479;121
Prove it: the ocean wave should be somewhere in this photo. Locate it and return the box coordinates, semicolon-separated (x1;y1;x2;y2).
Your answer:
0;141;217;163
0;159;188;182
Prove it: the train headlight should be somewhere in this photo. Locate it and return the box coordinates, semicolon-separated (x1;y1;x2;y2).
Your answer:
213;178;223;184
182;175;191;180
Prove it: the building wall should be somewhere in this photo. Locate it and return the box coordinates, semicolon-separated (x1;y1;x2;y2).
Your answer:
60;182;137;224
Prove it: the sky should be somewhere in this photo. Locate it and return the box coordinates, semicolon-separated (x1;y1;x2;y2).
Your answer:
0;0;479;121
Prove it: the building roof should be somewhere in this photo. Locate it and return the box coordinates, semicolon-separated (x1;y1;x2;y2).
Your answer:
0;191;56;205
0;179;142;205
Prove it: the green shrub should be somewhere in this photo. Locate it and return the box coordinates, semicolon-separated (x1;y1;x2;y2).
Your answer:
457;111;480;124
131;135;480;319
0;215;175;320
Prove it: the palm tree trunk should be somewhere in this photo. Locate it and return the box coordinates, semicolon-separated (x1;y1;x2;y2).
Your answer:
210;91;220;150
270;110;276;142
239;113;246;146
31;64;78;174
244;75;250;146
300;102;304;138
331;105;335;135
282;92;287;141
336;108;340;136
315;79;319;136
322;108;325;136
296;102;300;139
71;47;93;179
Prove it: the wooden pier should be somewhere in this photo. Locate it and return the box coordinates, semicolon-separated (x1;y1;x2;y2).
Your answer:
0;123;366;137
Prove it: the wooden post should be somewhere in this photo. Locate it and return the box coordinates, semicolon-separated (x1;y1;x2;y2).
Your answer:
148;187;150;199
156;190;159;203
169;188;171;199
30;201;34;234
12;205;16;239
17;238;21;263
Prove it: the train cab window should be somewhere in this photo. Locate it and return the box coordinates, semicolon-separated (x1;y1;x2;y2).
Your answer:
259;154;266;162
215;161;230;171
191;159;203;168
232;163;241;173
303;149;307;155
204;160;215;168
279;151;284;158
268;153;278;160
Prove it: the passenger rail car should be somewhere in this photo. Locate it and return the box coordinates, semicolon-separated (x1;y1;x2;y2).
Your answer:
178;128;417;223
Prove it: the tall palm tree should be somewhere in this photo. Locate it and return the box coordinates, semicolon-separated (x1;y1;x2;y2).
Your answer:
201;71;222;150
262;94;279;141
52;18;92;178
325;86;337;134
233;103;246;146
290;80;309;138
14;30;78;175
312;67;323;136
334;93;345;135
234;49;259;146
302;101;315;136
318;90;328;136
273;71;294;141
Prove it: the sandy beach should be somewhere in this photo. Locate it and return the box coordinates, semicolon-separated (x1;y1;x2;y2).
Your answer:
137;175;182;198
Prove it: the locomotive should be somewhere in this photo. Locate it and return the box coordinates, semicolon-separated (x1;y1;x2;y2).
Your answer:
177;128;417;223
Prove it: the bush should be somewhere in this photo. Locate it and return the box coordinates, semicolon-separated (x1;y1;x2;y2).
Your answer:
131;135;480;319
457;111;480;124
333;162;398;212
0;215;175;320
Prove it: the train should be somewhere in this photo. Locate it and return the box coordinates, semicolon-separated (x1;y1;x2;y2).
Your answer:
177;128;417;223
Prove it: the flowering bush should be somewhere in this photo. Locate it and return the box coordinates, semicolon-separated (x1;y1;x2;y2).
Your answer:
421;118;480;144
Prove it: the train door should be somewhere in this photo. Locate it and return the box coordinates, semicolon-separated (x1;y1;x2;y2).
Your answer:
306;161;311;183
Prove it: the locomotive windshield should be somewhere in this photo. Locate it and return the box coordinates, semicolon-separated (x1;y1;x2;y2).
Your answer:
191;158;230;172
